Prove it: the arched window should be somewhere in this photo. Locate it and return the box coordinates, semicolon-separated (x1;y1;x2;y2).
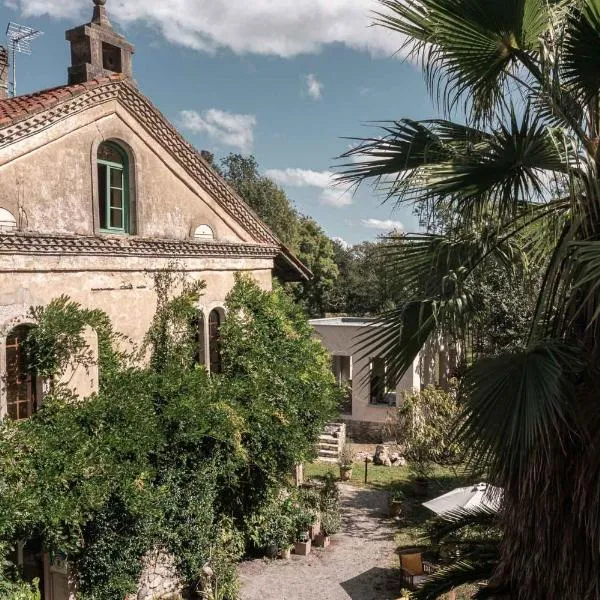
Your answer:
209;309;223;374
192;312;206;366
5;325;37;420
97;142;130;233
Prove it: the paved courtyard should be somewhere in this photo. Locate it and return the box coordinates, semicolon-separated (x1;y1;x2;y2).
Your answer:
238;484;401;600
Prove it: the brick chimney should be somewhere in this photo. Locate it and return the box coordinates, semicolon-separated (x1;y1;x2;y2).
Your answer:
65;0;134;85
0;46;8;100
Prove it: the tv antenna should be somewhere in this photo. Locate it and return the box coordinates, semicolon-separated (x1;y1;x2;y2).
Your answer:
6;22;43;97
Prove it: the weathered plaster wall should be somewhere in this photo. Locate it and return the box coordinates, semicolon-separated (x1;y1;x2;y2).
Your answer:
0;99;276;419
0;105;252;243
0;258;272;418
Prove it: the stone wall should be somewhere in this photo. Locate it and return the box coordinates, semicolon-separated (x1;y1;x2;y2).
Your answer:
126;551;182;600
343;419;391;444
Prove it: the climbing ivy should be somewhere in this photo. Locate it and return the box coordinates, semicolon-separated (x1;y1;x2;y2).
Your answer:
0;272;338;599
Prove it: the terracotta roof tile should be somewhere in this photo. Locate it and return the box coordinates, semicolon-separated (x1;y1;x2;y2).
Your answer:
0;74;123;125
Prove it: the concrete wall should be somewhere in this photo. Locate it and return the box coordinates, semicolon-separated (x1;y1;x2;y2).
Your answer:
311;321;421;428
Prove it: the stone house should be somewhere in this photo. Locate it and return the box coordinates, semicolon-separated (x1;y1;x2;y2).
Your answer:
0;1;308;597
310;317;457;442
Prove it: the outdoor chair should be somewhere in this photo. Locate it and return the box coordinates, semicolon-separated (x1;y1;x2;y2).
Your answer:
399;551;434;589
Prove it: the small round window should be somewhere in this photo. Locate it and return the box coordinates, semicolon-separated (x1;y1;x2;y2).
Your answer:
194;225;214;241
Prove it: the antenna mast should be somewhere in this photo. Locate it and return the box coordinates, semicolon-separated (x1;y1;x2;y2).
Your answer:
6;22;43;98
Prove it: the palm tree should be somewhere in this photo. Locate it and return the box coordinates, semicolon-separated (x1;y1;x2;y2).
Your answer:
339;1;600;598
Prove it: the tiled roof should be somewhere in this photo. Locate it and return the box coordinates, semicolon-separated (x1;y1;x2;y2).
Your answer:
0;74;123;127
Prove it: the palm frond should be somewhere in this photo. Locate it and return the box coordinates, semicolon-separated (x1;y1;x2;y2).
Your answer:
338;111;574;224
411;559;496;600
562;0;600;103
356;232;524;383
426;505;500;545
375;0;551;119
456;340;586;483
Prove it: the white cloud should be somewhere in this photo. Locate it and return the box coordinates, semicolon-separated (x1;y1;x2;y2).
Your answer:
266;168;352;207
305;74;323;100
8;0;406;59
332;237;351;250
179;109;256;153
361;218;404;231
320;188;353;207
266;168;332;188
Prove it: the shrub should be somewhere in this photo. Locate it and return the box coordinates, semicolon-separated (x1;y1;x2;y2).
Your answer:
0;274;339;597
338;443;356;468
389;381;465;477
319;474;341;535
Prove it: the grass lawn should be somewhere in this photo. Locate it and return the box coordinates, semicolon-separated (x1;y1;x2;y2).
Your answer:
305;460;479;599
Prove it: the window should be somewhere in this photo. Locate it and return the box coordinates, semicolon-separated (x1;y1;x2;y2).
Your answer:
6;325;38;420
332;355;352;415
369;357;396;406
192;313;206;366
193;225;215;241
8;539;45;594
209;309;222;374
97;142;129;233
0;207;16;232
102;42;122;72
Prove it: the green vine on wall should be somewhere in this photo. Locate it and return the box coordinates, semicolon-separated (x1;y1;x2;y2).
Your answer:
0;272;339;599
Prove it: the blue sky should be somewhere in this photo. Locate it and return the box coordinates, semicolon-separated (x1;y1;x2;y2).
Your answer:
0;0;438;246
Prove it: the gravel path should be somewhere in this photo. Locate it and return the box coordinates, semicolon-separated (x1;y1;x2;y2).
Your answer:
238;484;401;600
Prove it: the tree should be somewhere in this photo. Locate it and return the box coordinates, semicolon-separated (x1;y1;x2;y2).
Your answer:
288;217;339;317
332;238;406;316
221;154;340;317
0;276;338;598
340;1;600;597
220;154;298;248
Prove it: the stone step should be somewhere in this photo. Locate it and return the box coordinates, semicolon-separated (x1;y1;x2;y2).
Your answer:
324;422;344;430
318;449;339;458
318;434;339;443
318;442;339;450
317;456;339;464
319;444;340;454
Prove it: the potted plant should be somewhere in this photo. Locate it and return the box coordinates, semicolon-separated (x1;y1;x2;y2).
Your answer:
308;509;321;540
294;531;312;556
338;443;355;481
314;510;340;548
293;508;313;556
280;544;294;560
410;455;434;498
388;488;405;517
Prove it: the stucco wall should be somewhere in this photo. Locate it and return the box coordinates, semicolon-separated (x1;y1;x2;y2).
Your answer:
0;101;276;420
311;321;421;426
0;105;252;244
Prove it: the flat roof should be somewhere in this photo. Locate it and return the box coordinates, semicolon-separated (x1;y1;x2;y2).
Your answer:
309;317;376;327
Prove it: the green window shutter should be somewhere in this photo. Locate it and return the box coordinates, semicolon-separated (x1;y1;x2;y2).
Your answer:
97;143;130;233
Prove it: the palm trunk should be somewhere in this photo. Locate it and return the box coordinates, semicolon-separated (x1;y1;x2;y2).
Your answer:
489;383;600;599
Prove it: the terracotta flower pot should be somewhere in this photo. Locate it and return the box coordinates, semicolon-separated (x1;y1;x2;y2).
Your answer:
280;547;292;560
309;520;321;540
388;499;403;517
314;533;330;548
294;539;311;556
339;466;353;481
